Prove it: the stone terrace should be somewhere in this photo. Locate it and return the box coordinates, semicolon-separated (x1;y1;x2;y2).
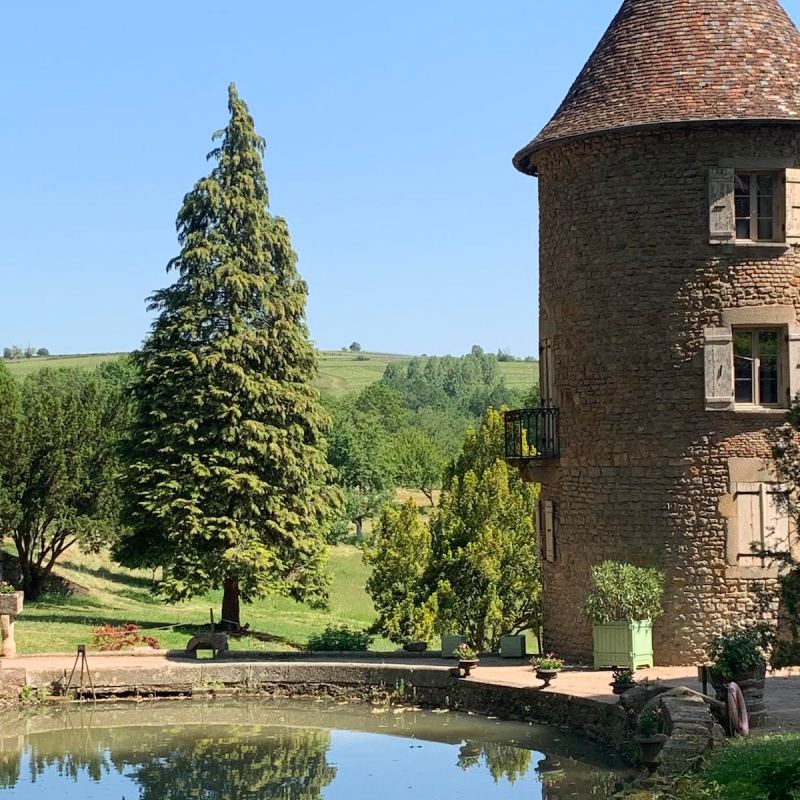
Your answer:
1;653;798;733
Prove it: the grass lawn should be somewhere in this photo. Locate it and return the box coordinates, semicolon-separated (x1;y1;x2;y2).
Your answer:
14;544;393;655
670;734;800;799
5;351;538;399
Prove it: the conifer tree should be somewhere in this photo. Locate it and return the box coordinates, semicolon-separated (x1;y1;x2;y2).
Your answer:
116;84;337;628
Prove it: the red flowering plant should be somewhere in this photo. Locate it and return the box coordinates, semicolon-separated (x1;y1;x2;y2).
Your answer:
453;643;479;661
91;624;160;651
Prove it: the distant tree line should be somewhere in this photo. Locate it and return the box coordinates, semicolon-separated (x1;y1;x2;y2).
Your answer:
2;346;50;359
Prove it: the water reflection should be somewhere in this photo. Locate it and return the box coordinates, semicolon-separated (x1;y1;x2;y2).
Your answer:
0;701;625;799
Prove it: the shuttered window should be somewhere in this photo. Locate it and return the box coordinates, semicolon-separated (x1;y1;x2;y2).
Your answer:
709;167;800;245
735;483;791;564
537;499;556;563
706;325;796;411
540;338;555;406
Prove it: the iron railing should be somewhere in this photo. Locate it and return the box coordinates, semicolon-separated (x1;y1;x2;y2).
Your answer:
504;408;560;461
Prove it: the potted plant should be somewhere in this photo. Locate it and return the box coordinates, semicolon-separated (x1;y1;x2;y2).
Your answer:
0;582;23;616
454;643;479;677
707;626;768;728
610;666;637;695
531;654;564;687
636;708;667;769
582;561;665;670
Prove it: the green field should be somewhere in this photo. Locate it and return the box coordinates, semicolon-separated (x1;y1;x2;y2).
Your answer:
5;351;538;397
13;544;391;654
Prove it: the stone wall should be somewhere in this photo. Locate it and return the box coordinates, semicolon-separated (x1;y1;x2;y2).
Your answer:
535;124;800;664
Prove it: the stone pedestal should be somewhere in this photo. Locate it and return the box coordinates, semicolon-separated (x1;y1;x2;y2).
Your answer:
0;615;16;658
0;591;24;659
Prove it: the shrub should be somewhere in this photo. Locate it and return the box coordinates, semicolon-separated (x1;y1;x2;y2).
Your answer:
707;626;767;680
638;708;661;737
582;561;665;624
700;734;800;800
531;654;564;671
91;624;160;651
306;625;372;652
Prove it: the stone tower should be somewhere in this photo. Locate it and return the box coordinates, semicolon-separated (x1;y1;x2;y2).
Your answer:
508;0;800;664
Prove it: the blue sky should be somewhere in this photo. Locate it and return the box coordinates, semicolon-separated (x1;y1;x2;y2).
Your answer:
5;1;795;357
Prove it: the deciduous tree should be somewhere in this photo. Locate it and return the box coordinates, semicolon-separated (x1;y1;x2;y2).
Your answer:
393;428;445;506
0;365;132;598
116;85;337;629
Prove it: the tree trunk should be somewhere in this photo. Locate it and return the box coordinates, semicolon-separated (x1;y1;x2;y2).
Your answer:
221;579;241;631
22;568;45;601
423;489;436;507
355;518;364;543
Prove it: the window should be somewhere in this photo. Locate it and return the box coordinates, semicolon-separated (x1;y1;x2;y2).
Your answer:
708;166;800;246
734;172;779;242
733;329;782;407
735;483;791;565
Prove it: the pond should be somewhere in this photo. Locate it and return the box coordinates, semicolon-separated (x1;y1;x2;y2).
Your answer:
0;699;628;798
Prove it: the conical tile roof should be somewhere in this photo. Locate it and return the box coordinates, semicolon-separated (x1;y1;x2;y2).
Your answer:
515;0;800;174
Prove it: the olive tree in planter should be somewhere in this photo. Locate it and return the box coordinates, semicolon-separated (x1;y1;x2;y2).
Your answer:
583;561;665;670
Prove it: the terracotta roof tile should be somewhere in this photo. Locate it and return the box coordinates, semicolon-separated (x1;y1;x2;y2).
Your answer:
515;0;800;174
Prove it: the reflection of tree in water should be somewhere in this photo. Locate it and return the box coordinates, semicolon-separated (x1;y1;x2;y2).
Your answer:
127;731;337;800
457;743;619;799
0;752;20;790
0;727;336;800
457;741;532;784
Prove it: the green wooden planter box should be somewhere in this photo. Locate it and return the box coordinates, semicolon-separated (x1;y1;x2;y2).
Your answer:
500;635;527;659
593;621;653;670
441;634;467;659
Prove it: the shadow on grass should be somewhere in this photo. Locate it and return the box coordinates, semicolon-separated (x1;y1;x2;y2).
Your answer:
59;560;156;591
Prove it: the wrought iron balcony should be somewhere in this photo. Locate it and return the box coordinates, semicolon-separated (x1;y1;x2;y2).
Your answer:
504;408;560;461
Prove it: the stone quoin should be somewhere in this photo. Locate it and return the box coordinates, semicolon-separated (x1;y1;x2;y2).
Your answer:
511;0;800;664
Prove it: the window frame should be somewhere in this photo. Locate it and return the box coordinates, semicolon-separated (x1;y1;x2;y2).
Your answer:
732;326;786;410
734;170;782;244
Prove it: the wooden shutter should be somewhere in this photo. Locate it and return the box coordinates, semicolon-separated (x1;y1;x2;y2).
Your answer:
735;483;762;564
709;168;735;244
788;328;800;406
544;500;556;563
535;501;543;559
785;169;800;245
765;486;790;554
704;327;734;411
540;338;555;406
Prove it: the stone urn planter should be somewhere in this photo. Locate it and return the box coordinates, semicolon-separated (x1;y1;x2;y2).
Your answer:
637;734;668;770
458;659;479;678
0;591;23;617
535;668;560;688
709;665;768;728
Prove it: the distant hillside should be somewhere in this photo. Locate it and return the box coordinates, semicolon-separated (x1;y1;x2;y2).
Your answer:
4;351;538;398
